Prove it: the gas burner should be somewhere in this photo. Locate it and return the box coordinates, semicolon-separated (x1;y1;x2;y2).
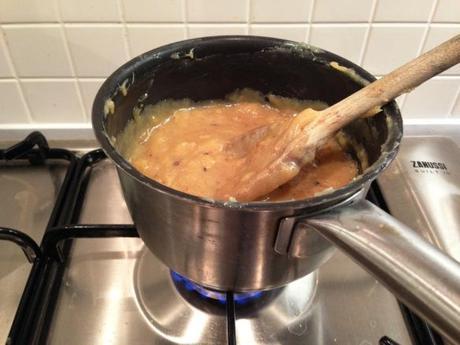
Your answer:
170;271;264;305
133;247;319;344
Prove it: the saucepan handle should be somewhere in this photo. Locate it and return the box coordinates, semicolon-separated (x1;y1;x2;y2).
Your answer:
299;199;460;344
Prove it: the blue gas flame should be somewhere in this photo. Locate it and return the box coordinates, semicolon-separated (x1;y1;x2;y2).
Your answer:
171;271;263;305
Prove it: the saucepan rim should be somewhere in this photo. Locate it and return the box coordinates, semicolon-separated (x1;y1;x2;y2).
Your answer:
92;35;402;211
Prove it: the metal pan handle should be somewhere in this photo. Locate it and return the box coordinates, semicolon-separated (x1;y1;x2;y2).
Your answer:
299;200;460;344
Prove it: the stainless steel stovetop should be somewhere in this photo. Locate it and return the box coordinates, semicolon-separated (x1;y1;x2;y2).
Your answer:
1;127;458;345
46;160;411;345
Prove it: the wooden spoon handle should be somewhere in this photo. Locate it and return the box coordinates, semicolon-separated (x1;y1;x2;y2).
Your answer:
316;34;460;133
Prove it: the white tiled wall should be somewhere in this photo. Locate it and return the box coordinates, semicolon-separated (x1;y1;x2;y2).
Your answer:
0;0;459;131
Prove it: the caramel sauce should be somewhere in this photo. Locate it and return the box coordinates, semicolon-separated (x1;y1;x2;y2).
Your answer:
117;90;358;202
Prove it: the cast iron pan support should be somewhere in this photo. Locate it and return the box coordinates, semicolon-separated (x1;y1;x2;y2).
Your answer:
0;227;41;262
0;132;78;345
0;131;49;164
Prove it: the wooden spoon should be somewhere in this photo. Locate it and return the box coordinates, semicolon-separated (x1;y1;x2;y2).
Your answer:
221;34;460;201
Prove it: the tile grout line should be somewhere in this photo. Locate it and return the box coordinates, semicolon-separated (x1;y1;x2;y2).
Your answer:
399;0;439;113
416;0;438;57
2;21;457;27
5;75;458;81
182;0;189;39
305;0;316;43
54;0;88;122
0;77;107;81
116;0;132;59
446;84;460;117
0;123;93;130
0;26;34;123
355;1;413;109
357;0;378;66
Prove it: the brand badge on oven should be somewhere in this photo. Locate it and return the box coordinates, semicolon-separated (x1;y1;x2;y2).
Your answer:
410;160;450;175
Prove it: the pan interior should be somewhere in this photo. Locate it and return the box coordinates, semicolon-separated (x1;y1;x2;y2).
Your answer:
95;37;402;207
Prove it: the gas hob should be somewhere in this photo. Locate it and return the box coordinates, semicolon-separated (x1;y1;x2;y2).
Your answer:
1;130;457;345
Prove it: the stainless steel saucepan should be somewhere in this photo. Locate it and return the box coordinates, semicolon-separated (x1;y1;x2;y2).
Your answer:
92;36;460;343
